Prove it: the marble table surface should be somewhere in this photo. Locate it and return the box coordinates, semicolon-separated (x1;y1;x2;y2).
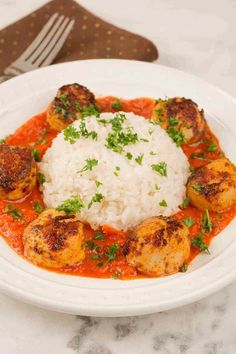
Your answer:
0;1;236;353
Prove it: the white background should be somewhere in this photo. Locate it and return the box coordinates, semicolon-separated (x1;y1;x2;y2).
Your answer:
0;1;236;353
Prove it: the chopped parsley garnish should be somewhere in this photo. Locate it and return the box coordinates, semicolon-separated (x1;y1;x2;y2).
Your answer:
33;201;44;214
192;184;202;192
151;161;167;176
95;180;103;188
63;125;80;144
126;152;133;160
167;128;186;147
201;209;214;233
206;140;217;152
150;118;163;125
86;240;99;250
183;216;195;227
78;118;98;140
112;99;122;110
38;172;46;184
4;205;23;221
218;214;223;220
38;136;47;145
97;261;104;267
55;93;73;119
155;184;160;190
168;116;178;126
140;138;149;143
107;243;119;262
78;158;98;173
159;199;168;207
94;232;105;240
182;197;190;209
150;151;157;156
114;166;120;176
56;196;84;214
42;129;49;135
105;113;138;153
135;153;144;165
88;193;104;209
179;264;188;272
81;103;100;118
191;234;210;254
32;149;40;162
0;138;6;144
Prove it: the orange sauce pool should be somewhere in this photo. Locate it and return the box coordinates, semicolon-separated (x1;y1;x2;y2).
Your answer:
0;96;235;279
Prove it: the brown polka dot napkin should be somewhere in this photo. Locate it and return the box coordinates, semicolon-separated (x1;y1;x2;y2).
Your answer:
0;0;158;75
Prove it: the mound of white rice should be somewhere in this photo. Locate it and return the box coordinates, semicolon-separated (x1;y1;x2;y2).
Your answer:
39;112;190;230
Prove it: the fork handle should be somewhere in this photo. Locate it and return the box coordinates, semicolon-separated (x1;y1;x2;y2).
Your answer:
0;75;14;83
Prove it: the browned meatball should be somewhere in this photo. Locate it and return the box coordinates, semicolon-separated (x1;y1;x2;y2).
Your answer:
125;216;190;277
47;83;95;131
0;144;37;200
23;209;85;269
152;97;206;144
187;158;236;212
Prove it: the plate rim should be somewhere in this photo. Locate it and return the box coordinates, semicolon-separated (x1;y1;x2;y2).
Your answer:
0;58;236;317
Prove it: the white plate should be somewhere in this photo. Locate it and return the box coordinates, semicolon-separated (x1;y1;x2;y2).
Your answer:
0;59;236;317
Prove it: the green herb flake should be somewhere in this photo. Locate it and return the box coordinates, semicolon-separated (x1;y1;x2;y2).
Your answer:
63;125;80;144
151;161;167;176
218;214;223;220
182;197;190;209
189;166;196;173
107;243;119;262
94;233;105;240
155;184;160;191
112;99;122;110
95;180;103;188
32;149;40;162
114;166;120;176
159;199;168;207
191;234;210;254
91;254;102;260
56;195;84;214
78;158;98;173
140;138;149;143
81;104;100;118
38;136;47;145
206;140;217;152
126;152;133;160
183;216;195;228
179;264;188;272
201;209;214;233
168;116;178;126
167;128;186;147
97;261;104;267
33;201;44;214
86;240;99;251
0;138;6;144
38;172;46;185
150;151;157;156
192;184;202;193
4;205;23;221
88;193;104;209
135;153;144;165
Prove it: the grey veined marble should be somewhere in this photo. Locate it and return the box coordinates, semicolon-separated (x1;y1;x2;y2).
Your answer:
0;0;236;353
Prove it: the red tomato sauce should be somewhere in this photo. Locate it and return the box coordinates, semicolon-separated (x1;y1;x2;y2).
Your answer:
0;97;235;279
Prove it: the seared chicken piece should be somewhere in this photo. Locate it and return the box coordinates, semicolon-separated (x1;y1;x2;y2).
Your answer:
187;158;236;212
47;83;95;131
125;216;190;277
23;209;85;269
152;97;206;144
0;144;37;200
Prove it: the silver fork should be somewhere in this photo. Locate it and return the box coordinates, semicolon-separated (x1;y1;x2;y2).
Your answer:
0;13;75;83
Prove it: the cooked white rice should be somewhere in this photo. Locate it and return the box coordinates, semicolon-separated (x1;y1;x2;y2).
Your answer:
39;112;190;230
